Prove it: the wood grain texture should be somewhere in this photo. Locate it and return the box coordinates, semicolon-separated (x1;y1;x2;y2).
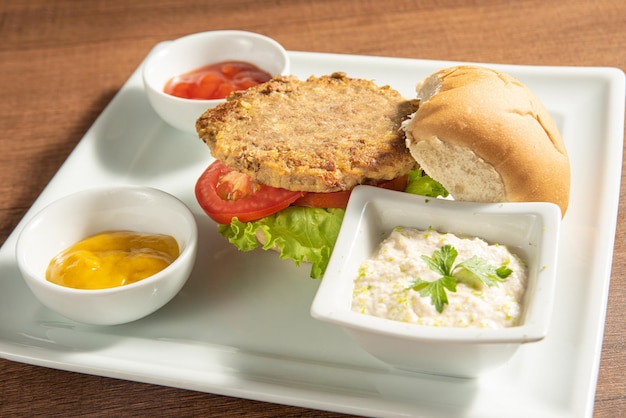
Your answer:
1;0;624;416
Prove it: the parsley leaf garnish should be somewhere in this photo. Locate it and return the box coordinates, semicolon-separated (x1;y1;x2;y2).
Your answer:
420;244;457;276
408;244;513;313
410;275;457;314
455;256;512;289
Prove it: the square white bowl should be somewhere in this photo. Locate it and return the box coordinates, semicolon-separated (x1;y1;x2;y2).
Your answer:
311;185;561;378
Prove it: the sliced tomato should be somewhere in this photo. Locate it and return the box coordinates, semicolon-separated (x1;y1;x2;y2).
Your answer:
292;190;352;209
293;175;409;209
195;161;303;224
376;175;409;192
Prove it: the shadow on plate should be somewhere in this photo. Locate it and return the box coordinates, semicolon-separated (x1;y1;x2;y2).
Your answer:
90;86;210;179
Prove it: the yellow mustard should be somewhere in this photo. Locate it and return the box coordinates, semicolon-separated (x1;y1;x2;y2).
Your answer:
46;230;180;290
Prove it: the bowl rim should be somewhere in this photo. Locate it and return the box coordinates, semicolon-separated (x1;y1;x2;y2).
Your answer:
310;185;562;344
141;29;291;105
15;185;198;295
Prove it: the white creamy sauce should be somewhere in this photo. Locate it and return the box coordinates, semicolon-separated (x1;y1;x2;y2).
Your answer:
352;227;528;328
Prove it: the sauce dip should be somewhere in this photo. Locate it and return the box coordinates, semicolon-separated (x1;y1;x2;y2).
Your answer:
352;227;528;328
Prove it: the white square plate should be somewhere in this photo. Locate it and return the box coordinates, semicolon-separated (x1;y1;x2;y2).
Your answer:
0;45;623;417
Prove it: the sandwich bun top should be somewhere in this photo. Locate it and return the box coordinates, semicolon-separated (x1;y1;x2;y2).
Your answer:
402;65;571;216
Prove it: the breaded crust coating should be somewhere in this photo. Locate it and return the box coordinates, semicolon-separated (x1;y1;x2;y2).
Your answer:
196;72;418;192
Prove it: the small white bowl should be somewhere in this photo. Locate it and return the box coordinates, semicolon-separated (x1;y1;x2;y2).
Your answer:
15;186;198;326
311;186;561;378
142;30;290;134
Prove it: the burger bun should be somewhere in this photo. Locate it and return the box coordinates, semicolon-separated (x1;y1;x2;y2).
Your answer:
403;65;571;216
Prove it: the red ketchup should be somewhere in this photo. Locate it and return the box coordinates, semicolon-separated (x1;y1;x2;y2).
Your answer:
164;61;272;100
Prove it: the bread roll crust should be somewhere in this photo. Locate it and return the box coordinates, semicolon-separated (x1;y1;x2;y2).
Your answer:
404;65;570;215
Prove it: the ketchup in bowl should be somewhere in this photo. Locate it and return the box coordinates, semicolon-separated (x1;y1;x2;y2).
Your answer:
164;61;272;100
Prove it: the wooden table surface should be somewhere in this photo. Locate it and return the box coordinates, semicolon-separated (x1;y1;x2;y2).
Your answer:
1;1;624;416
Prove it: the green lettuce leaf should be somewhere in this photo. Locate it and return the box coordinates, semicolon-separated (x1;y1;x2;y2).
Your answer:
218;207;345;279
405;168;449;198
217;169;446;280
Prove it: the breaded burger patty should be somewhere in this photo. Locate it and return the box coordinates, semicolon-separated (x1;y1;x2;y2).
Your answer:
196;72;418;192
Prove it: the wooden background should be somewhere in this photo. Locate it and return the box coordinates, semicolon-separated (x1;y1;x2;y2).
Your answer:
1;1;624;416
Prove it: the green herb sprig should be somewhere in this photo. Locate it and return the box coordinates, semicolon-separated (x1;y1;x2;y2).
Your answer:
408;244;513;313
